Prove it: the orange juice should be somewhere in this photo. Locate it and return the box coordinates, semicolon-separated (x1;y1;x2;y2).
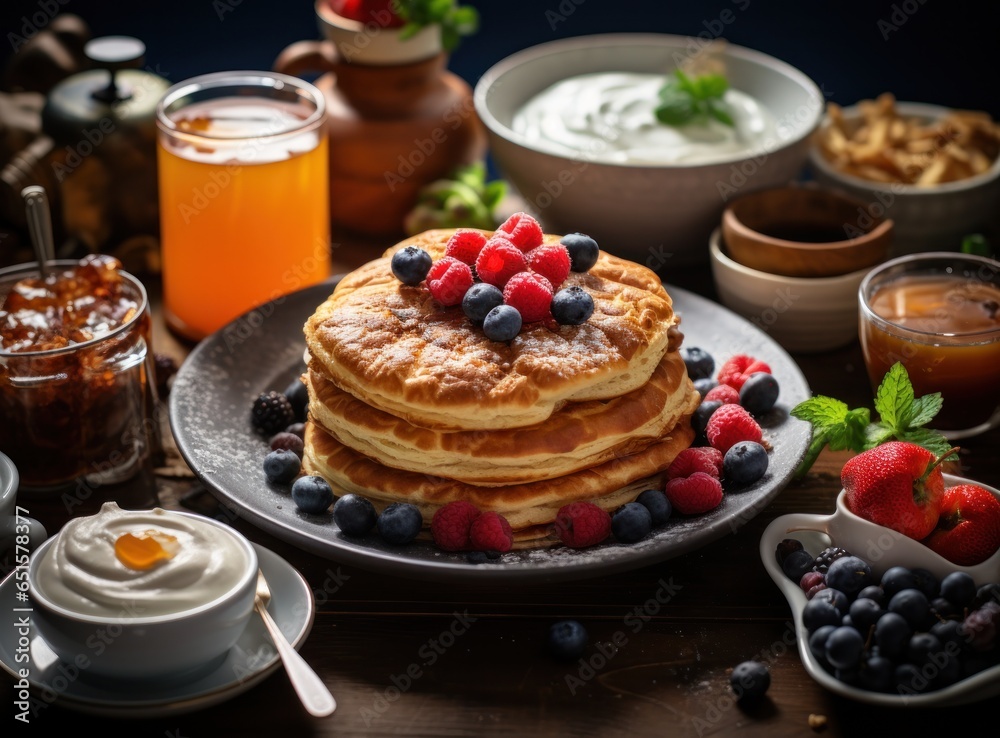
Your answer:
157;77;330;341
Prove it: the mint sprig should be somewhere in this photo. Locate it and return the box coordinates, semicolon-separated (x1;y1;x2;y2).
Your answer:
655;69;735;128
790;362;952;478
393;0;478;51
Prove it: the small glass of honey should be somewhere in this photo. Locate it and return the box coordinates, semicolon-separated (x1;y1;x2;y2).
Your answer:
859;252;1000;439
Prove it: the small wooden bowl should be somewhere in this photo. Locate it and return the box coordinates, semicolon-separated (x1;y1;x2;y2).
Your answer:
722;184;894;277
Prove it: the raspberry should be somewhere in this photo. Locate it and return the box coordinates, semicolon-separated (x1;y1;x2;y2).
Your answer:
431;501;480;551
717;354;772;391
503;271;553;323
469;511;513;553
666;447;724;480
703;384;740;405
527;244;571;287
444;229;488;266
497;211;544;252
553;501;612;548
475;237;527;288
426;256;474;306
664;472;724;515
705;404;763;454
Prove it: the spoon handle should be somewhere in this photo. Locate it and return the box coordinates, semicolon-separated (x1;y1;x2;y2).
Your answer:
22;186;56;277
255;596;337;717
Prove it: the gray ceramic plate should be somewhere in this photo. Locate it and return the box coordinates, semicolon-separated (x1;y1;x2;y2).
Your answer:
0;544;313;718
169;279;812;583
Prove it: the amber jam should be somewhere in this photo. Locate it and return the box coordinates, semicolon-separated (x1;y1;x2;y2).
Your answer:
0;256;157;490
860;255;1000;436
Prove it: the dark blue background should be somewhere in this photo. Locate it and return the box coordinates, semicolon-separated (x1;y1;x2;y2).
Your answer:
3;0;999;118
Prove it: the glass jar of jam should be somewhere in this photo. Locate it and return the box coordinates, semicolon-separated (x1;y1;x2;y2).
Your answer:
0;255;160;492
859;252;1000;440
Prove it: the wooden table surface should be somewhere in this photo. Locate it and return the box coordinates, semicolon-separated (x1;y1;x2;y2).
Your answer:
8;237;1000;736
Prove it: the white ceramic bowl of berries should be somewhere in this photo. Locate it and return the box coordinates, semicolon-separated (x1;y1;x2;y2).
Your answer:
761;472;1000;706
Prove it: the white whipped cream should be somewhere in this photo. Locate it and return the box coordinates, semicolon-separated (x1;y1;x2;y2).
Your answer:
34;502;249;618
512;72;778;165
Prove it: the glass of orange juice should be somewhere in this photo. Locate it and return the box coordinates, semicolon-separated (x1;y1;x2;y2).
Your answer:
156;71;330;341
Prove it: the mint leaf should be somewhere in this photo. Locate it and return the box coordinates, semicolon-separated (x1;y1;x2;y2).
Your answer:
874;362;915;431
863;422;895;450
790;396;849;427
707;100;735;127
825;407;870;451
908;393;944;428
655;94;697;126
656;70;734;129
897;427;953;458
695;74;729;99
961;233;991;257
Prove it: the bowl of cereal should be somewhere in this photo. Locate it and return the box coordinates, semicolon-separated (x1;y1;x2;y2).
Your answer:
28;502;258;680
808;94;1000;255
474;34;824;267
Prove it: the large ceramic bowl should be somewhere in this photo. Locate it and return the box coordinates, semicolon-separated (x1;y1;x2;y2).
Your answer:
28;505;258;681
474;34;824;267
808;101;1000;255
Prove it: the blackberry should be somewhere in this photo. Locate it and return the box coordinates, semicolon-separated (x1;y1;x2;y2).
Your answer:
251;391;296;435
812;546;851;573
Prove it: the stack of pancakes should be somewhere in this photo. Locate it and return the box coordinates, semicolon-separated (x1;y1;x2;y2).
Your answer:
301;228;700;548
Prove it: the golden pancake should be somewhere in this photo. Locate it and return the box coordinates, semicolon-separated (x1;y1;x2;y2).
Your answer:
304;228;680;431
301;416;696;535
306;348;698;485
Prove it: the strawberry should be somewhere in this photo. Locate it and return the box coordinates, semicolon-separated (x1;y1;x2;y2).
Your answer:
841;441;954;541
924;484;1000;566
328;0;405;26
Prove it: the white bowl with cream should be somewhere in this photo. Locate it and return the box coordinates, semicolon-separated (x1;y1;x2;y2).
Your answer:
474;34;824;267
28;502;258;681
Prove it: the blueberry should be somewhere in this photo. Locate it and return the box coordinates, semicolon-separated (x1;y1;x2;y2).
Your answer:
466;551;489;565
560;233;599;272
824;555;873;597
263;449;300;484
679;347;713;380
856;585;886;607
283;377;309;423
482;304;522;342
940;571;977;608
930;619;967;651
611;502;652;543
270;431;304;458
723;441;768;486
880;566;917;598
848;596;884;633
636;489;672;526
332;493;377;536
376;502;423;545
825;626;864;670
291;475;334;514
888;588;934;630
738;372;779;416
907;632;944;667
285;422;306;439
547;619;588;661
910;567;940;599
692;400;722;436
874;611;913;659
550;286;595;325
729;660;770;703
808;624;836;662
858;654;894;692
781;549;814;583
802;597;843;633
812;587;849;616
391;245;433;285
931;596;960;619
462;282;504;324
893;663;928;693
693;377;717;399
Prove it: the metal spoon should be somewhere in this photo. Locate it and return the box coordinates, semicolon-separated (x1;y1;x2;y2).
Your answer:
22;186;56;279
255;569;336;717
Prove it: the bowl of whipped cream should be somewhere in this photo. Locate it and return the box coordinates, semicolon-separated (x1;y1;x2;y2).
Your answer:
28;501;258;680
474;34;824;268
